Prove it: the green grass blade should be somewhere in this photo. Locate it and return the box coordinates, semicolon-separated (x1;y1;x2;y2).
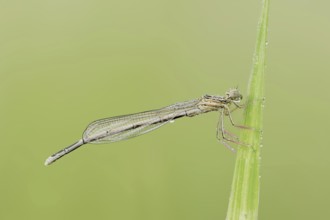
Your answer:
225;0;269;219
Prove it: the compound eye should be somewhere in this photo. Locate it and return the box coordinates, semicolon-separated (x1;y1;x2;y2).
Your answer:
232;94;242;102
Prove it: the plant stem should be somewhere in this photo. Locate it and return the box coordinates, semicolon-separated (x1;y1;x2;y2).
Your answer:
225;0;269;219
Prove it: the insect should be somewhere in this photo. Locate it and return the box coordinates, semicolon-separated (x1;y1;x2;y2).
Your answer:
45;88;245;166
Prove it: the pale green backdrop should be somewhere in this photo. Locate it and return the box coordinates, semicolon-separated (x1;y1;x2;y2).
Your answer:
1;0;329;219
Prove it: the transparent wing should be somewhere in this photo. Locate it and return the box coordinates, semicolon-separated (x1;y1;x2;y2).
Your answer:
83;99;200;144
87;119;171;144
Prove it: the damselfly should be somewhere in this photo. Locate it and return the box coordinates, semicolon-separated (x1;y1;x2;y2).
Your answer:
45;88;245;166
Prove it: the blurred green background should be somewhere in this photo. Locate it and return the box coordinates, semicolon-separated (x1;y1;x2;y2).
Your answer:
1;0;329;219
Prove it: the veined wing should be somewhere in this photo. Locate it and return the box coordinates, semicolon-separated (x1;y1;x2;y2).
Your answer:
83;99;200;144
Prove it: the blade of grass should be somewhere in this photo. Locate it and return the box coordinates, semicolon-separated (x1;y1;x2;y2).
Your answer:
226;0;269;219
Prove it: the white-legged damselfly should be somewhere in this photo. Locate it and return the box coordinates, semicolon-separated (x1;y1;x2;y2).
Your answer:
45;88;244;166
